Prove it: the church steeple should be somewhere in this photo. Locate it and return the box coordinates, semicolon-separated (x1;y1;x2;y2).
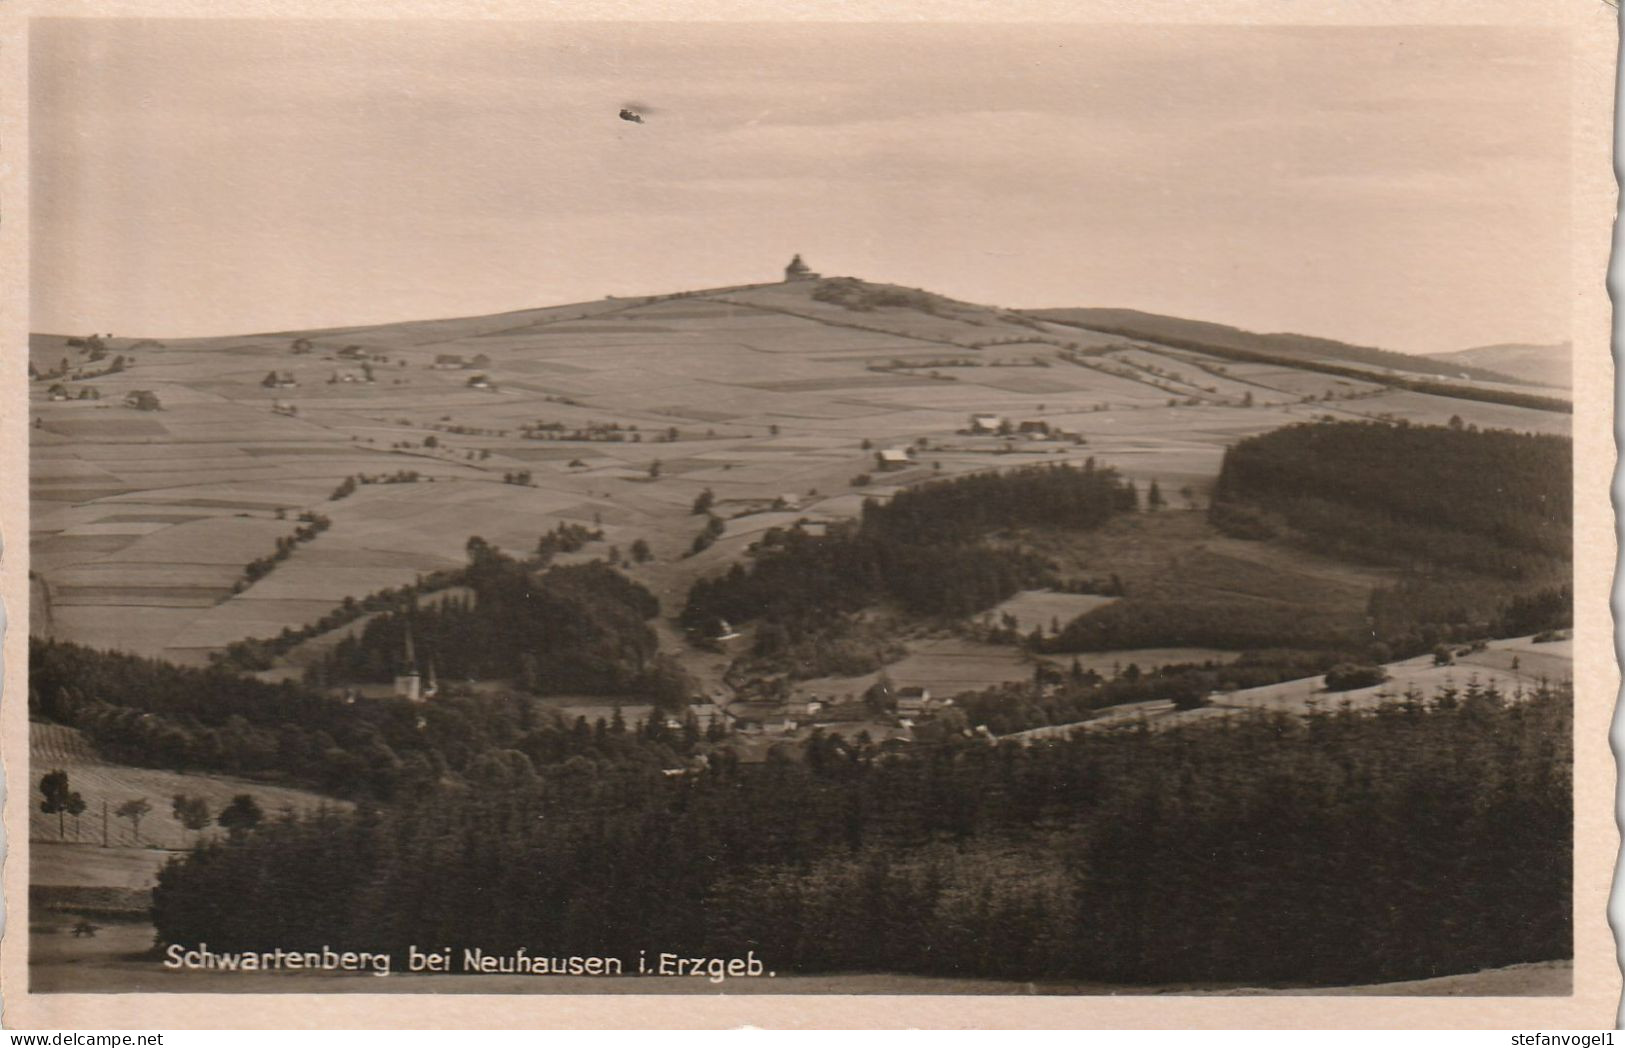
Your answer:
393;602;423;702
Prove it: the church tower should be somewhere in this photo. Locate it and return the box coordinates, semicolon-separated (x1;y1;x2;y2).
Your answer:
783;254;819;282
393;612;423;702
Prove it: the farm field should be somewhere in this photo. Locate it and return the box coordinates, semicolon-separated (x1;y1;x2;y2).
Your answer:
30;272;1570;677
997;634;1576;742
989;589;1117;633
32;842;176;891
1206;635;1574;715
1085;635;1576;734
792;636;1234;703
29;722;343;852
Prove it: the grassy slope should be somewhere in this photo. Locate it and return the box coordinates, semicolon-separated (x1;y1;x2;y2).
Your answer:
29;276;1567;678
1027;306;1529;384
1426;342;1571;389
30;722;344;856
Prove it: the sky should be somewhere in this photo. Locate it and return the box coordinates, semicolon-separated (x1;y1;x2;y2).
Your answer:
30;19;1573;353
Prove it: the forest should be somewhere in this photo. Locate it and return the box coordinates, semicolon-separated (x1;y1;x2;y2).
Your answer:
151;678;1571;988
1047;420;1572;658
1036;311;1572;413
30;636;707;801
1209;420;1570;572
316;547;677;699
682;462;1137;670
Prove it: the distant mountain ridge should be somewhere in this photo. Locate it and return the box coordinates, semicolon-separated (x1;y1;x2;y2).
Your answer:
33;274;1563;404
1425;342;1571;390
1025;307;1535;387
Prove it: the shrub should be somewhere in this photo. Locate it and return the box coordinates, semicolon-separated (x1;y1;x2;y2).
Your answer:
1324;663;1388;691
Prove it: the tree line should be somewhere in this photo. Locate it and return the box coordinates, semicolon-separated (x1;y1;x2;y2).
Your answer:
151;678;1571;988
1042;421;1571;659
1036;311;1571;413
316;543;679;700
1209;419;1572;655
1209;420;1570;571
682;462;1137;670
30;636;707;802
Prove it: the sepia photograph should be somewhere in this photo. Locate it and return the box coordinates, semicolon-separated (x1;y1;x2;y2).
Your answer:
4;1;1618;1030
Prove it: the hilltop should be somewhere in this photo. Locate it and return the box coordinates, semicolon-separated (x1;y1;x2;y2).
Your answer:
30;269;1572;668
29;267;1576;998
1426;341;1571;389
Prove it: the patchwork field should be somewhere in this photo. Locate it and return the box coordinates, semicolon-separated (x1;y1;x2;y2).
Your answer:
31;275;1569;674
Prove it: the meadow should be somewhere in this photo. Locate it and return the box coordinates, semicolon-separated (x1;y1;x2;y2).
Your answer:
28;274;1577;997
29;722;343;851
31;276;1568;666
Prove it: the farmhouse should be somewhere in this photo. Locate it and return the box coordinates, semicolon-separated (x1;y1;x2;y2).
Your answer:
124;390;162;411
1017;419;1051;436
785;696;825;719
729;701;797;735
970;413;1003;433
814;701;870;724
876;448;911;469
783;253;820;282
896;686;933;715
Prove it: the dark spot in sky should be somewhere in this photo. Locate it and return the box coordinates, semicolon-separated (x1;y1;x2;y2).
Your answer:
619;108;644;124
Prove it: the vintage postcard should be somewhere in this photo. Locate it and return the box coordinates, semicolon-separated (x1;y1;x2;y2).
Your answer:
1;0;1617;1030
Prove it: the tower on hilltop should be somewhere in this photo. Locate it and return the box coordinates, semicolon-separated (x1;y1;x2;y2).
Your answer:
784;254;819;282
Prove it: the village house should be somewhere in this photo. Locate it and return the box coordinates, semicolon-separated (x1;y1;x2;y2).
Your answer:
896;686;933;716
728;701;799;736
785;696;825;719
970;413;1003;434
813;700;870;725
876;448;911;470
